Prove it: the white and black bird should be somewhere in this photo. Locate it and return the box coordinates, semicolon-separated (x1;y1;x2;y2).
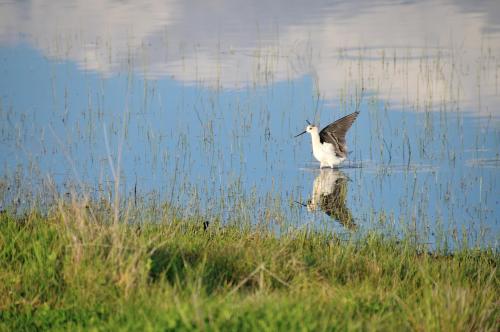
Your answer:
307;169;356;229
295;111;360;168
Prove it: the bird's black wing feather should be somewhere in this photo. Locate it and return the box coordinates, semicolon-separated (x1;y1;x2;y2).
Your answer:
319;111;359;157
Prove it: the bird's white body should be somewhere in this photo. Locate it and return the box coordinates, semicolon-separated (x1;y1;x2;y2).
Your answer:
308;127;345;168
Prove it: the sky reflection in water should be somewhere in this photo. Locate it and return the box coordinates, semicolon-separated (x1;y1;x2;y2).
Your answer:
0;0;499;248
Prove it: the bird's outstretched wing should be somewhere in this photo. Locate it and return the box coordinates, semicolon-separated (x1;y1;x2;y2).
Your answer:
319;111;359;157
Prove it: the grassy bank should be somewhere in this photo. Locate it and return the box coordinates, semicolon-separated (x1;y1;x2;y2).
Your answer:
0;205;498;331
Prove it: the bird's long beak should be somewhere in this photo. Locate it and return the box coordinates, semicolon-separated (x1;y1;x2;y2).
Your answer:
294;200;307;207
294;130;307;138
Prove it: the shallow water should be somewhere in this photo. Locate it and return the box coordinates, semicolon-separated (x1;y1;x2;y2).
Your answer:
0;0;499;249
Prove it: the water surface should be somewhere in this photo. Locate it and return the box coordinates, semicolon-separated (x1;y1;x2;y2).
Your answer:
1;0;499;249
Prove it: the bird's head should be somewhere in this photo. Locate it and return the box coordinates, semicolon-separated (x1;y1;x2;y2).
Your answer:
295;120;318;137
305;124;318;133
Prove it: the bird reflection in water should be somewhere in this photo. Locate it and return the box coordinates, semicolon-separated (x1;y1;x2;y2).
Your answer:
302;169;356;230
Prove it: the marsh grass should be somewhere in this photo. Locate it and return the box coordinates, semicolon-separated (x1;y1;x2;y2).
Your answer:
0;198;497;331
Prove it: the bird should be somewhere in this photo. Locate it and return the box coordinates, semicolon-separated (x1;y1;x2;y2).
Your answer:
306;169;356;229
295;111;360;168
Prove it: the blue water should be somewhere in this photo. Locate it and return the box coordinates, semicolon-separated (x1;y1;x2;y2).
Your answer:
0;0;499;249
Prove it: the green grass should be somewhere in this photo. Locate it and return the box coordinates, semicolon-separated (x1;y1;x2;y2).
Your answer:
0;204;498;331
